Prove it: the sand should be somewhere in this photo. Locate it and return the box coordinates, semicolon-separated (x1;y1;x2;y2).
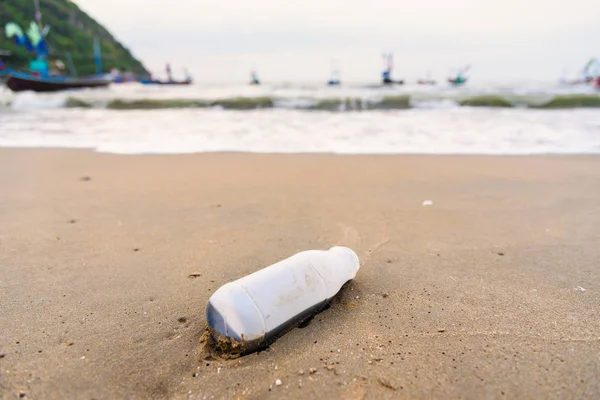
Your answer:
0;149;599;399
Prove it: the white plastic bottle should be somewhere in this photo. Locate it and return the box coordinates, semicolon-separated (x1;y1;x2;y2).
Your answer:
206;246;360;355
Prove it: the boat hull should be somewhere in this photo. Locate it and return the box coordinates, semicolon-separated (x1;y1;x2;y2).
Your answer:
448;78;467;86
139;79;192;85
382;79;405;85
0;69;13;82
5;72;112;92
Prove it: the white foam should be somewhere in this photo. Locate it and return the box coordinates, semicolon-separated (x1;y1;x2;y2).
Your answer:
10;92;68;110
1;107;599;155
0;79;598;112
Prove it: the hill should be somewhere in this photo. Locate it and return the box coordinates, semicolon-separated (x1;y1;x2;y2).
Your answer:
0;0;147;76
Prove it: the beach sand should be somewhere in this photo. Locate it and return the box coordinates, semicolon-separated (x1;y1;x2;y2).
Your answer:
0;149;599;399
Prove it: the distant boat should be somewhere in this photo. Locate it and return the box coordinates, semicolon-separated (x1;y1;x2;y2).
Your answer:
141;64;192;85
381;53;404;85
250;71;260;85
561;77;593;85
382;79;405;85
5;71;112;92
448;76;467;86
417;72;436;85
561;58;599;85
140;78;192;85
327;69;341;86
448;65;470;86
111;69;136;83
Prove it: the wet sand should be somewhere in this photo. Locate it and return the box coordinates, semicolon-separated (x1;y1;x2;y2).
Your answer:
0;149;599;399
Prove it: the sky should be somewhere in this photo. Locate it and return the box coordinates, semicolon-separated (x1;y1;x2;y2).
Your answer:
75;0;600;83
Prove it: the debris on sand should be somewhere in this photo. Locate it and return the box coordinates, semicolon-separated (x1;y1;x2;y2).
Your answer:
422;200;433;206
275;379;282;386
188;273;202;279
206;247;360;356
325;365;339;375
378;377;397;390
79;176;91;181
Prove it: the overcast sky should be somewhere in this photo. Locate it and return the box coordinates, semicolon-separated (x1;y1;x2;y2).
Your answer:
75;0;600;82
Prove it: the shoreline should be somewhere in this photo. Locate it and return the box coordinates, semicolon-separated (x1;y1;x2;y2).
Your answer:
3;147;600;157
1;149;599;399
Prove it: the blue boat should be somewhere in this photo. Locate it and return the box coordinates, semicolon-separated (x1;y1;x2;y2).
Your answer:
0;68;13;80
5;71;112;92
140;64;192;85
0;50;12;80
327;70;341;86
448;65;470;86
3;2;111;92
139;78;192;85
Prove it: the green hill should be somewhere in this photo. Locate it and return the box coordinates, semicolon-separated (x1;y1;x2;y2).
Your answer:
0;0;147;76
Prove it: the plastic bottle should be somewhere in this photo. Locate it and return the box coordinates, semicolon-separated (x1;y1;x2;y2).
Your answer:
206;246;360;355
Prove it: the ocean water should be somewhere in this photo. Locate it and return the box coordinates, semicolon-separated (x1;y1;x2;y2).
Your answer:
0;81;599;155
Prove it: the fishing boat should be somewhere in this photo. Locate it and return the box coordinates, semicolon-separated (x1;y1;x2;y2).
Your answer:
5;71;112;92
448;65;470;86
140;78;192;85
561;77;593;85
381;53;404;85
250;71;260;85
417;72;436;85
111;69;136;83
448;76;467;86
140;64;192;85
327;69;341;86
561;58;599;85
3;2;112;92
383;79;405;85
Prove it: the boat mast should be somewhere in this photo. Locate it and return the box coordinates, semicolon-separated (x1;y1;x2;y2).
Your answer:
93;38;102;74
33;0;43;30
66;52;77;76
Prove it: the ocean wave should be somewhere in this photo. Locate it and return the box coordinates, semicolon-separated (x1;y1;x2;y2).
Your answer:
104;97;276;110
4;93;600;111
531;95;600;109
105;99;208;110
458;95;514;108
